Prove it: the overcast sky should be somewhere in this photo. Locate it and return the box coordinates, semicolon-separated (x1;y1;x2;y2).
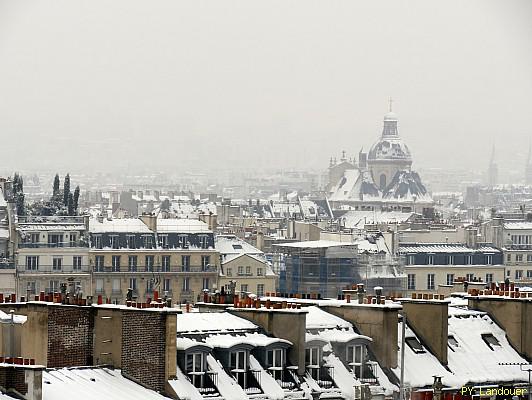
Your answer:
1;1;531;177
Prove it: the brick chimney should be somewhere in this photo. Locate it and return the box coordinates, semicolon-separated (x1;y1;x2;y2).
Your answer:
139;213;157;232
400;298;450;365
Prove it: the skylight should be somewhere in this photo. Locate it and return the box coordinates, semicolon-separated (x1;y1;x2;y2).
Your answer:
405;337;425;354
447;335;459;351
232;244;243;249
481;333;501;350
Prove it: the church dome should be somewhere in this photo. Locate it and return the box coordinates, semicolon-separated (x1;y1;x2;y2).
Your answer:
367;111;412;162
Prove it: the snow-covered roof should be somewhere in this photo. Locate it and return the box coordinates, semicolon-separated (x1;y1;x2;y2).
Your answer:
156;218;211;233
176;337;213;352
272;240;356;249
176;312;257;333
341;210;415;229
215;235;263;256
305;306;352;329
89;218;152;234
399;243;500;254
18;223;86;232
0;310;27;324
503;221;532;230
43;368;173;400
204;332;291;349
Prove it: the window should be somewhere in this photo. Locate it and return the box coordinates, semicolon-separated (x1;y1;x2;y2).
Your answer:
48;234;61;247
446;274;454;286
182;255;190;271
527;270;532;278
163;279;171;292
507;254;512;262
178;235;189;248
527;254;532;263
407;274;416;290
127;235;136;249
238;266;244;276
266;349;284;368
186;352;205;388
162;255;171;272
481;333;501;350
516;254;523;262
466;273;474;281
507;270;511;277
201;255;210;270
466;255;473;265
202;278;209;290
26;256;39;271
515;270;523;280
486;255;493;264
183;277;190;292
347;345;365;378
485;273;494;284
245;266;251;275
257;284;264;297
158;234;169;249
427;255;434;265
241;284;248;293
93;235;102;249
449;255;455;265
129;278;137;291
232;244;243;250
73;256;82;271
26;281;37;295
199;236;208;249
49;280;60;292
112;279;120;293
146;279;154;293
110;235;119;249
52;257;62;271
95;256;104;272
30;233;40;244
128;256;138;272
230;350;247;370
96;278;104;293
305;347;320;366
145;255;154;272
68;233;76;246
227;268;232;277
427;274;435;290
448;336;459;351
143;235;153;249
111;255;121;272
407;255;414;265
257;267;264;276
405;338;425;353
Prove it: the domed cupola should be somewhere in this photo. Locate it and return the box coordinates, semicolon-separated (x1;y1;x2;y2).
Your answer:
367;104;413;190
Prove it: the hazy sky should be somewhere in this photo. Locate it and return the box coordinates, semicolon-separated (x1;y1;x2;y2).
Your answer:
1;1;531;177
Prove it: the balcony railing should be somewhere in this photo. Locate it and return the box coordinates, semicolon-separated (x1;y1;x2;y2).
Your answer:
356;362;378;385
19;241;88;249
187;371;219;395
0;260;15;270
268;366;300;390
225;368;262;394
92;265;217;273
306;365;335;389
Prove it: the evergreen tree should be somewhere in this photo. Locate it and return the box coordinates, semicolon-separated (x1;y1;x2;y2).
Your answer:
63;173;70;206
67;192;74;216
73;186;80;212
12;172;25;215
15;193;25;216
53;174;60;199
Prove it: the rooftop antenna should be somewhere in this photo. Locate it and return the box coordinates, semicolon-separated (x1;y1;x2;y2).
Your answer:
388;97;393;112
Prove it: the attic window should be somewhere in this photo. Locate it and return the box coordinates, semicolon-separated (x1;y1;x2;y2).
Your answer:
447;335;459;351
405;338;425;354
481;333;501;350
232;244;243;250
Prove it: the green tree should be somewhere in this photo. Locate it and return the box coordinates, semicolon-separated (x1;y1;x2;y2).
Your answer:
67;192;74;216
63;173;70;206
53;174;60;199
73;186;80;212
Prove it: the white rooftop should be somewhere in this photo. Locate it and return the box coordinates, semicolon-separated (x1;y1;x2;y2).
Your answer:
176;312;258;333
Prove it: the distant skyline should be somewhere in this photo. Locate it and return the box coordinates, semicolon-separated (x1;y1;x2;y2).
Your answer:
1;1;531;178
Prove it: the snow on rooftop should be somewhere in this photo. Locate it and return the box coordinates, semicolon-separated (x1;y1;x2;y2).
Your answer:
305;306;351;330
272;240;356;249
503;221;532;230
89;218;152;233
204;332;291;349
341;210;415;229
398;243;500;254
156;218;211;233
215;235;263;256
176;312;257;333
0;310;27;324
43;368;173;400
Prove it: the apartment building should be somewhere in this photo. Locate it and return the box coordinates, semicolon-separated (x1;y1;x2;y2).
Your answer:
498;220;532;283
216;235;276;297
89;215;219;304
15;216;91;297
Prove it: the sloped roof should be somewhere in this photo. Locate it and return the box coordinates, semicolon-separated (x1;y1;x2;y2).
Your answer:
382;170;432;202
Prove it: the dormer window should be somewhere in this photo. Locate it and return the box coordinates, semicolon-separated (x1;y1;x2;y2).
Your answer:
199;235;209;249
230;350;247;371
143;235;153;249
110;235;119;249
347;345;365;378
158;234;168;249
481;333;500;350
178;235;189;249
405;337;425;354
127;235;136;249
186;352;206;387
447;335;459;351
305;347;320;368
266;349;284;369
